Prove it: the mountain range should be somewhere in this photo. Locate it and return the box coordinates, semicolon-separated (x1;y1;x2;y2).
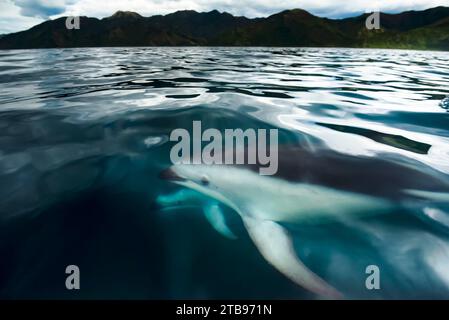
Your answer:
0;7;448;50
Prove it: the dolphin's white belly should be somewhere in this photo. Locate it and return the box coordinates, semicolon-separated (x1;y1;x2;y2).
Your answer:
238;182;395;224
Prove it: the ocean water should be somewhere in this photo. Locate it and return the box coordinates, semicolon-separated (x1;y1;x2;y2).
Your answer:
1;47;449;299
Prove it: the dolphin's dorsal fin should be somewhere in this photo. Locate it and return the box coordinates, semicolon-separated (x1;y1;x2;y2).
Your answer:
203;202;237;239
242;216;343;299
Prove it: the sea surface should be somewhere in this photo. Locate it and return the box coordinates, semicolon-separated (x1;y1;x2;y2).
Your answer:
1;47;449;299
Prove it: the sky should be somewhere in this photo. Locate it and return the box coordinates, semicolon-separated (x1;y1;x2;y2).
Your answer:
1;0;449;34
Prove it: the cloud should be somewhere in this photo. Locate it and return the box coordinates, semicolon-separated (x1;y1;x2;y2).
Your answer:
12;0;69;19
0;0;43;33
60;0;449;19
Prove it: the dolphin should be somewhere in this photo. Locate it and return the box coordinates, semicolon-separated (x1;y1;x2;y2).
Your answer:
158;146;449;299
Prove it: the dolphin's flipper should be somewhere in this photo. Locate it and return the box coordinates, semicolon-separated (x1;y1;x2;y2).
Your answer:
203;202;237;239
157;189;203;210
157;190;236;238
242;216;343;299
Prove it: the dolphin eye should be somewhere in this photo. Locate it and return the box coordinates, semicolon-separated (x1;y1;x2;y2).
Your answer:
200;176;210;186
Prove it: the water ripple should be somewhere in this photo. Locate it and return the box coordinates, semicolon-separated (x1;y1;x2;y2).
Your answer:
1;47;448;169
1;48;449;298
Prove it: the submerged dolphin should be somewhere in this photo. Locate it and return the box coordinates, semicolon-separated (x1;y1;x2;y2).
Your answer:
158;146;449;299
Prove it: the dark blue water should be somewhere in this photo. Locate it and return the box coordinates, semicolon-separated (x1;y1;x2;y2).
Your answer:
1;47;449;299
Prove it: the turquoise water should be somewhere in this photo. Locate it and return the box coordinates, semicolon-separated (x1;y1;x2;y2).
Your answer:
1;47;449;299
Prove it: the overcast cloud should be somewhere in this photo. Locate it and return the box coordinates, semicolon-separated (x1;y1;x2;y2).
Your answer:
1;0;449;34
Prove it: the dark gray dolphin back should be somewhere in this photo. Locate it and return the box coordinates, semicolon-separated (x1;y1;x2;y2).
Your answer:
234;145;449;201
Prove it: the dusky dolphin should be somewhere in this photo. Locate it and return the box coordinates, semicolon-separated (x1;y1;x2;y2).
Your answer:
158;145;449;299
